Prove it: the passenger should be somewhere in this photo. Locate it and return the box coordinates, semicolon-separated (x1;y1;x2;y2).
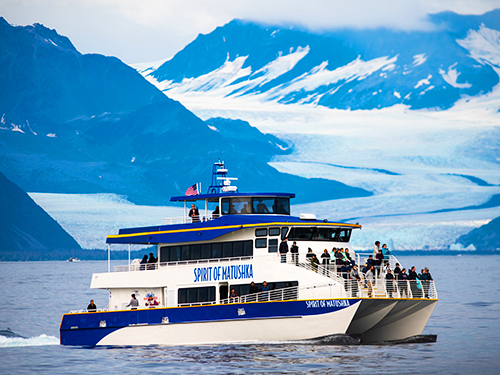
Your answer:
256;200;269;213
334;248;344;274
423;267;433;298
383;261;391;275
126;294;139;309
344;248;354;266
365;265;375;298
249;282;260;294
420;268;430;298
350;264;360;297
140;254;148;271
261;281;270;301
290;241;299;265
146;295;159;307
147;252;157;270
375;249;384;277
212;206;220;219
321;249;330;275
385;269;395;297
373;241;381;257
241;203;250;214
279;238;289;263
310;254;320;272
398;268;409;298
408;266;421;298
393;262;401;278
189;204;200;222
87;299;97;312
382;243;390;257
306;248;316;260
366;255;375;268
230;288;238;302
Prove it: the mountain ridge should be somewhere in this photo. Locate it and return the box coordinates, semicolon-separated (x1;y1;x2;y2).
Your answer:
142;10;500;111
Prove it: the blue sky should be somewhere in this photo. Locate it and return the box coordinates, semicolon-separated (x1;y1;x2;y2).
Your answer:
2;0;499;64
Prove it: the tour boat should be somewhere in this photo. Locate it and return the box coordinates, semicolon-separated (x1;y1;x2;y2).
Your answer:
59;160;438;346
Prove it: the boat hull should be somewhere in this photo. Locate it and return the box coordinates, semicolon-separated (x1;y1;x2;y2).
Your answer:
60;298;360;346
347;298;438;343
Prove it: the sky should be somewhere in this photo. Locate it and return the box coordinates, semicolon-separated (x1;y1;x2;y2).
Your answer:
1;0;500;64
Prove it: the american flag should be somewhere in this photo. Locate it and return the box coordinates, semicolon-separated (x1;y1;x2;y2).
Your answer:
185;183;198;196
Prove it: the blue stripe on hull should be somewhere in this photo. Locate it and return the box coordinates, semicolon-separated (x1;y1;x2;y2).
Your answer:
60;299;360;346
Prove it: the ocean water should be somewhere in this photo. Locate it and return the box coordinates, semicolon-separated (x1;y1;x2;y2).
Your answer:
0;255;498;374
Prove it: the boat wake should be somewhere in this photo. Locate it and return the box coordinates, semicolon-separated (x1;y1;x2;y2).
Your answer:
290;334;437;346
0;329;59;348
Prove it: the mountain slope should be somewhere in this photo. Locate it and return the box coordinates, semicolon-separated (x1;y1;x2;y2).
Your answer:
142;10;500;110
0;170;81;256
0;18;370;205
456;215;500;250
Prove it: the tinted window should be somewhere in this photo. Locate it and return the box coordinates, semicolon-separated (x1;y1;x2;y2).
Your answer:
255;228;267;237
234;241;244;257
178;287;216;304
255;238;267;248
222;242;233;258
269;238;278;253
221;198;230;215
253;198;274;214
269;228;280;236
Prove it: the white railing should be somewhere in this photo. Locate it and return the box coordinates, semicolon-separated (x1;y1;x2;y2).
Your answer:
113;253;286;273
161;214;220;225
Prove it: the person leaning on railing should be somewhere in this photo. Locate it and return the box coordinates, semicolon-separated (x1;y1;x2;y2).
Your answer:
350;265;360;297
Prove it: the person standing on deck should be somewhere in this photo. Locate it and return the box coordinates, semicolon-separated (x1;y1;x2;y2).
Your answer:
279;238;289;263
350;264;360;297
373;241;381;257
290;241;299;265
365;265;375;298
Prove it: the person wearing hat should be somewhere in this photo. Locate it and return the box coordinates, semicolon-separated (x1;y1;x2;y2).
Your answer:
126;293;139;309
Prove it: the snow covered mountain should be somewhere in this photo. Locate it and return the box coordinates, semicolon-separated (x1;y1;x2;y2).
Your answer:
0;17;369;209
139;10;500;111
131;10;500;251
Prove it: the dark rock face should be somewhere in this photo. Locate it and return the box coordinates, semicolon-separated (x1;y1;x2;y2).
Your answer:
0;170;81;254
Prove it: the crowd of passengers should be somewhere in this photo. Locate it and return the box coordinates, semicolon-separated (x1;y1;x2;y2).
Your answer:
281;239;434;299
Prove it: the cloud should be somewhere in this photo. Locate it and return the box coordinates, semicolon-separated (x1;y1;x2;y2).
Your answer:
1;0;499;63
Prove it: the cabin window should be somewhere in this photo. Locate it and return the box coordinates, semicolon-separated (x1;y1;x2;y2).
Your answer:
288;227;314;240
337;228;352;242
160;240;253;262
255;228;267;237
269;227;280;236
222;242;233;258
255;238;267;248
281;227;289;240
191;244;201;260
268;238;278;253
233;241;244;257
178;286;216;305
287;227;352;242
221;198;230;215
212;243;222;258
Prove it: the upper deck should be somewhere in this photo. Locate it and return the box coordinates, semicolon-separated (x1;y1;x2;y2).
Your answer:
106;159;361;245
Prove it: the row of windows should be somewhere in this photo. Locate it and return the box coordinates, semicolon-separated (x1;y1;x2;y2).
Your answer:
177;281;299;304
287;227;352;243
221;197;290;215
160;240;253;262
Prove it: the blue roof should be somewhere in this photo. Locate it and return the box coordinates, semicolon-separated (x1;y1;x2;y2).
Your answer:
170;192;295;202
106;215;361;245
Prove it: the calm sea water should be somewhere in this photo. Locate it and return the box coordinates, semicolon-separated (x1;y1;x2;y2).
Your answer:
0;255;499;374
